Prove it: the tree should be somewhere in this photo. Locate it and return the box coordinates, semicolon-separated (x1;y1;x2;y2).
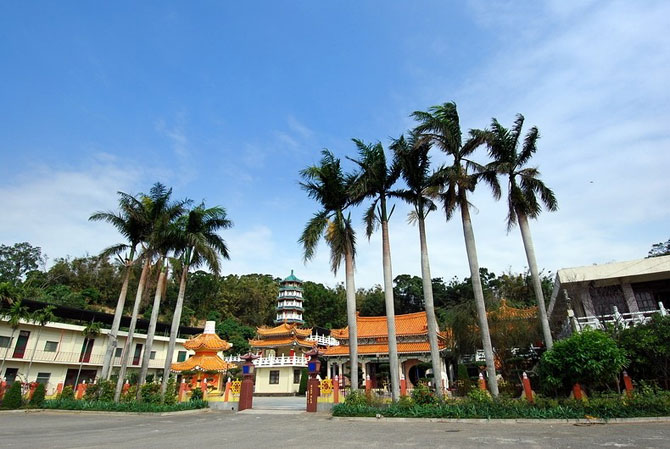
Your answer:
485;114;558;349
302;281;347;329
391;133;444;395
348;139;402;401
160;203;232;397
0;300;29;376
90;190;147;380
25;305;56;382
74;321;101;386
0;242;44;284
616;314;670;389
299;150;360;390
648;239;670;257
412;101;501;396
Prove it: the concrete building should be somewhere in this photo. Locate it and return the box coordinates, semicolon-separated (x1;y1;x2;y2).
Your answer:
547;255;670;337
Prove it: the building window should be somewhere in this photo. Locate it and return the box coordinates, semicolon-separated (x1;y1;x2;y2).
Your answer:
114;347;123;357
269;370;280;384
293;369;301;384
44;341;58;352
0;336;11;348
150;351;156;360
36;372;51;384
177;351;187;362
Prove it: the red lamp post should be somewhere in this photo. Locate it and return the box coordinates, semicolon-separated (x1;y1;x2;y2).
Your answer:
238;352;259;411
305;346;323;412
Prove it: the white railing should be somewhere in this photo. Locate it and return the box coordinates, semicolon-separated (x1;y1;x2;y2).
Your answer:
4;350;166;369
222;354;308;367
277;301;303;308
572;302;667;331
306;333;340;346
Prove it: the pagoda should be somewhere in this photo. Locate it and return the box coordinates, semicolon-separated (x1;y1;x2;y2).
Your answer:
275;270;304;324
171;321;234;392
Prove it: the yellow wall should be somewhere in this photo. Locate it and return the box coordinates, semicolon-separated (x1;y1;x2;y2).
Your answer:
254;366;302;394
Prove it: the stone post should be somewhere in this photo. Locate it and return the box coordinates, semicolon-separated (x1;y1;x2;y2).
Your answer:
238;353;259;411
522;372;534;403
333;376;340;404
623;371;634;397
478;373;486;391
305;347;323;413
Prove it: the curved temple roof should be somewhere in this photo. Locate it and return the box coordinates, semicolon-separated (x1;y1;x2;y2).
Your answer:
256;322;312;338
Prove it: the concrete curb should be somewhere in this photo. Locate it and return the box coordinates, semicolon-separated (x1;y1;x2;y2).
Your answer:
331;416;670;424
0;407;211;416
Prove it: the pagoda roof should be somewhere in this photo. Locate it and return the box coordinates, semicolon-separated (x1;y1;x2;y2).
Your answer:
256;322;312;338
282;269;302;283
324;339;449;356
249;336;314;349
330;311;436;339
183;332;232;352
488;299;538;320
171;353;235;372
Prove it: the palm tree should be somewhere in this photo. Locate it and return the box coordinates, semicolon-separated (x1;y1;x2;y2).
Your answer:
1;300;29;377
390;133;444;396
299;150;359;390
89;191;146;380
160;204;232;397
485;114;558;349
74;321;101;386
25;305;56;382
412;102;501;396
113;183;185;402
348;139;402;400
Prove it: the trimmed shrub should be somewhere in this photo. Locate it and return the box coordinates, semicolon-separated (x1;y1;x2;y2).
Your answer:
190;387;203;401
42;399;208;413
98;380;115;402
163;378;177;405
2;382;23;409
298;368;308;395
29;383;46;407
83;383;100;401
59;385;75;401
140;382;161;404
411;382;439;405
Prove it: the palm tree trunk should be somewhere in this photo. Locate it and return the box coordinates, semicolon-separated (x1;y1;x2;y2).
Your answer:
344;247;359;390
0;328;17;378
137;260;167;397
380;208;400;401
517;212;554;349
101;257;133;380
460;203;499;397
25;327;43;382
161;261;189;398
418;216;444;397
114;257;151;402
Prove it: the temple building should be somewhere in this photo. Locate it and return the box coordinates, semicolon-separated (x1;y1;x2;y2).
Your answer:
323;311;451;391
171;321;234;393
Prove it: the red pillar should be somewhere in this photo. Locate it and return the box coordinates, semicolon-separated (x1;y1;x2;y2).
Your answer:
224;378;232;402
178;379;187;402
28;382;38;400
522;372;533;403
478;373;487;391
76;382;87;400
365;375;371;393
0;380;6;401
122;380;130;395
333;376;340;404
623;371;634;397
572;383;584;400
200;379;207;400
400;374;407;396
56;382;63;396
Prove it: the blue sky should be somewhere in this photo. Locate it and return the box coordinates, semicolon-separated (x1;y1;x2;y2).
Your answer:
1;1;669;287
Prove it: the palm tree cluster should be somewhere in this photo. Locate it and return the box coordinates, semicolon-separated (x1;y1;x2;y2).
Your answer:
300;102;557;398
89;182;232;402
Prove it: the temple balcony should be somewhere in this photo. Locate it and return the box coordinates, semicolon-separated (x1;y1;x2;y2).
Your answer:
223;354;309;367
569;302;667;332
306;333;339;346
276;302;304;311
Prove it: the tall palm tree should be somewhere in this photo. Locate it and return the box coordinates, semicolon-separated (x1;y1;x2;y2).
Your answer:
74;321;101;386
0;300;29;377
113;183;185;402
136;186;189;393
348;139;402;401
89;191;146;380
160;204;232;397
299;150;359;390
390;133;445;396
25;305;56;381
412;102;501;396
485;114;558;349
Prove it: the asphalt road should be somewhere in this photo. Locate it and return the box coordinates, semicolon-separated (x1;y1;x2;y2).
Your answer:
1;410;669;449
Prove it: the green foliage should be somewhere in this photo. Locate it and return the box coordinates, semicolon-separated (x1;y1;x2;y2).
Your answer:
0;242;44;284
216;317;255;355
411;383;439;405
42;399;208;413
2;382;23;409
140;382;162;404
29;383;46;407
302;281;347;328
190;387;203;401
538;329;628;394
396;395;415;409
164;377;177;405
647;239;670;257
616;314;670;389
455;364;474;396
344;390;369;406
121;385;138;403
59;385;75;400
98;380;115;402
298;368;308;395
467;388;492;402
83;383;100;401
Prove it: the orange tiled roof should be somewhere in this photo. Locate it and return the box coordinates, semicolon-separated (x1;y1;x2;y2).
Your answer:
183;332;232;352
256;322;312;338
330;311;436;339
249;336;314;349
488;299;537;320
324;340;447;356
171;353;235;372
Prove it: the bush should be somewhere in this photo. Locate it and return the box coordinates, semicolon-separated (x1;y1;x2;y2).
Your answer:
617;314;670;389
140;382;161;404
396;395;415;409
190;387;203;401
29;383;46;407
83;383;100;401
467;387;492;403
59;385;75;401
42;399;208;413
98;380;115;402
411;383;439;405
455;364;473;396
298;368;308;395
121;385;137;403
538;329;627;395
3;382;23;409
344;389;367;406
163;378;177;405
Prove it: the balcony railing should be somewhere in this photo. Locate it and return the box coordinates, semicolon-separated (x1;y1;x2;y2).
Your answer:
306;333;340;346
4;349;168;369
570;302;667;332
223;354;308;367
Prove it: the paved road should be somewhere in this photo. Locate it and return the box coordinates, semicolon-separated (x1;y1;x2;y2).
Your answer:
1;410;669;449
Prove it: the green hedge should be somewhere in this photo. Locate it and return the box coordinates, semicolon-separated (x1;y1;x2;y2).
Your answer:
42;399;208;413
332;391;670;419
